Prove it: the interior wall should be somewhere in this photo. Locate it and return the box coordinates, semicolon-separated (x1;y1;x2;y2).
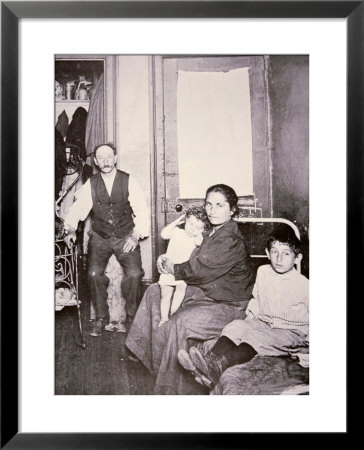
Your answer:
112;55;309;281
268;55;309;273
115;56;153;282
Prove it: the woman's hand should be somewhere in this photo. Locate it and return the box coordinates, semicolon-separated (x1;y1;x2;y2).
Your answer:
157;254;168;274
163;257;175;275
157;254;174;275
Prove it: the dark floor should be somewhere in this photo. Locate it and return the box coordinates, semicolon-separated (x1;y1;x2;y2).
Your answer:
55;258;154;395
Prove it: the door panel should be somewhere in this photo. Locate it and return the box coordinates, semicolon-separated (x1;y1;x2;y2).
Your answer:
154;55;269;262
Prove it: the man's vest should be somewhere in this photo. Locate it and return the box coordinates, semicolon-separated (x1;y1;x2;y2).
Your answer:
90;170;134;239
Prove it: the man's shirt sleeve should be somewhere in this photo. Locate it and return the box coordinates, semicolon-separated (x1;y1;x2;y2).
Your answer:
64;179;92;231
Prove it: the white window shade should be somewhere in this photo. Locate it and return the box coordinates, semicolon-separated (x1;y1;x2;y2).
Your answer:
177;68;254;199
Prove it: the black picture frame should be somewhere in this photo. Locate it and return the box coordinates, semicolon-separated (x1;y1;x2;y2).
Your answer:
1;1;356;448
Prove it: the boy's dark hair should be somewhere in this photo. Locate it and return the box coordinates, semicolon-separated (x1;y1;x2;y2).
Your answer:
186;205;210;230
266;225;302;256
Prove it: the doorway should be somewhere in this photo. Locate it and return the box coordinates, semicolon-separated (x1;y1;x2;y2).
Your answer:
152;55;270;265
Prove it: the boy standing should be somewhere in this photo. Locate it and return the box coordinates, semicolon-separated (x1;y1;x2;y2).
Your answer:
178;226;309;389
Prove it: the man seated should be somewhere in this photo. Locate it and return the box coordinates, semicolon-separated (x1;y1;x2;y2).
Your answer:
64;143;149;337
178;225;309;389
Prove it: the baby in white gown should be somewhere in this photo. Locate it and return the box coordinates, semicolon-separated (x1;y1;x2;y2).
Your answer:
158;205;209;327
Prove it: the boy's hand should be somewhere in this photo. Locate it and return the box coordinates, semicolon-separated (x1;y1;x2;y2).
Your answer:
289;345;309;355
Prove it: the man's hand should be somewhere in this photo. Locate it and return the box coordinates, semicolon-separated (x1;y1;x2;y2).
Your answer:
123;230;140;253
64;231;77;249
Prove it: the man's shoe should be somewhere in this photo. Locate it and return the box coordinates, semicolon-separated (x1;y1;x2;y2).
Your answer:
89;318;107;337
189;347;229;387
105;321;127;333
177;349;213;389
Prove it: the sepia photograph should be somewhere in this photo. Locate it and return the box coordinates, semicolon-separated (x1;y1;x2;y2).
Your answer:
54;54;309;396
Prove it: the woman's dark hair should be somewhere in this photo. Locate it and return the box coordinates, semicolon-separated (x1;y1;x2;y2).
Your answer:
266;225;302;256
205;184;239;217
185;205;210;230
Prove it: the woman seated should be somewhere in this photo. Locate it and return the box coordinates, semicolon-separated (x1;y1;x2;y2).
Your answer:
125;184;255;394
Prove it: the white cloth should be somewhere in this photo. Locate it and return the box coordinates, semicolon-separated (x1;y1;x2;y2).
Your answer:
64;169;149;238
176;68;253;198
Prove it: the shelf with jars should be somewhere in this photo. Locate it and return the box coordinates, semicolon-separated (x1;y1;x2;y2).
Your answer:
55;58;104;123
55;77;93;102
55;59;104;102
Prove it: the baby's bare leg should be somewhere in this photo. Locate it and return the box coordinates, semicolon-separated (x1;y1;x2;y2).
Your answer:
159;285;174;326
170;283;187;315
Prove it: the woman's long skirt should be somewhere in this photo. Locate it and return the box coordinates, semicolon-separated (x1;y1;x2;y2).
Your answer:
125;283;247;394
